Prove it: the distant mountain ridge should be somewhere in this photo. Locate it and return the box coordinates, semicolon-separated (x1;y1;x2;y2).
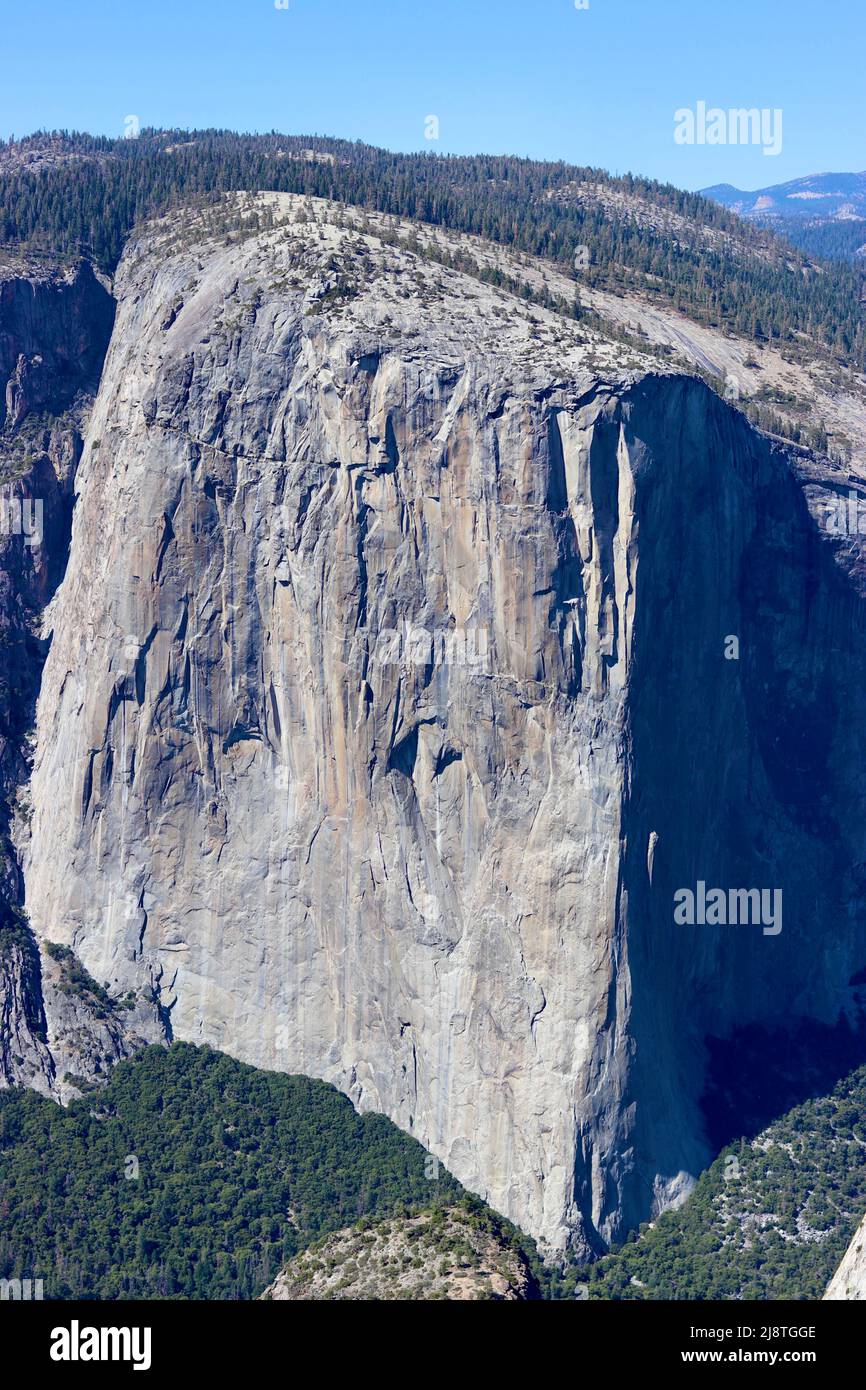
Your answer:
702;172;866;263
702;171;866;222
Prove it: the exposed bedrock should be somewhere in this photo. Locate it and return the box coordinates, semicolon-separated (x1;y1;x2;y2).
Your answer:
0;256;158;1097
17;209;866;1254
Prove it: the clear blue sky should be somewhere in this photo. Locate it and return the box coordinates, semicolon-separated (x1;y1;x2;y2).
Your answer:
0;0;862;191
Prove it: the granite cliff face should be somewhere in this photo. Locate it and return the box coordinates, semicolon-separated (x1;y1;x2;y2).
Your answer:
826;1217;866;1299
0;256;160;1096
0;258;113;435
6;196;866;1256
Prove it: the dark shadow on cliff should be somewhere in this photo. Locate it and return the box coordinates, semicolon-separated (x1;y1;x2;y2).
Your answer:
607;373;866;1249
0;261;115;1077
702;1002;866;1151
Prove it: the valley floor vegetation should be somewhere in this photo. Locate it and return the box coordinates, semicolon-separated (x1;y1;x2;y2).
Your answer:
2;1041;864;1299
0;1042;542;1300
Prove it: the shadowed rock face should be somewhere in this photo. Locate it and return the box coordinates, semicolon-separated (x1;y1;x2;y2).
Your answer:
0;260;114;434
11;198;866;1257
611;381;866;1238
0;259;156;1098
